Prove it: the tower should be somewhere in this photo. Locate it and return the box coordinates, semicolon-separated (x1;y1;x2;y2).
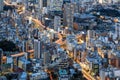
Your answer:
54;16;61;32
0;49;3;71
34;39;43;59
44;51;51;65
22;41;29;52
63;3;74;29
43;0;47;7
0;0;4;11
115;23;120;39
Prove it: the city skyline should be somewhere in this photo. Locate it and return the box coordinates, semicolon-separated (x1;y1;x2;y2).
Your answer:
0;0;120;80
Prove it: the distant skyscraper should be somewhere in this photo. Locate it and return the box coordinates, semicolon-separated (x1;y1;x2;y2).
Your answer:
0;49;3;70
63;3;74;29
54;16;61;32
0;0;4;11
37;0;47;9
115;23;120;39
34;39;43;59
43;51;51;65
22;41;29;52
43;0;47;7
87;30;96;40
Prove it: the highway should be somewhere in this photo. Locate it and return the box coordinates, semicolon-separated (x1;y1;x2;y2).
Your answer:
31;17;66;45
67;51;97;80
2;50;34;60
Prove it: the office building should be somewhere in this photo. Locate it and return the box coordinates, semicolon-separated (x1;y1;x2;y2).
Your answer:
115;23;120;39
63;3;74;29
37;0;48;9
37;0;43;10
0;0;4;11
43;51;51;65
49;0;63;11
58;69;69;80
34;39;44;59
43;0;47;7
22;41;29;52
87;30;96;40
54;16;61;32
0;49;3;70
18;57;31;71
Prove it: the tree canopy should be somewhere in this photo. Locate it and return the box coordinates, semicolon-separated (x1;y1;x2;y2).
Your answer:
0;40;19;52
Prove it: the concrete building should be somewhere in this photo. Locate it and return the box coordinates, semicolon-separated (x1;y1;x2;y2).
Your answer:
0;0;4;11
115;23;120;39
58;69;69;80
30;71;48;80
43;51;51;65
49;0;63;11
63;3;74;30
36;0;47;10
87;30;96;40
22;41;29;52
18;57;31;71
34;39;43;59
54;16;61;32
0;49;3;70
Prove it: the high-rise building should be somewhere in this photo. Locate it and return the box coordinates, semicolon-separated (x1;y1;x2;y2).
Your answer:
0;49;3;70
37;0;48;9
0;0;4;11
115;23;120;39
22;41;29;52
87;30;96;40
44;51;51;65
43;0;47;7
34;39;43;59
63;3;74;29
37;0;43;10
54;16;61;32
